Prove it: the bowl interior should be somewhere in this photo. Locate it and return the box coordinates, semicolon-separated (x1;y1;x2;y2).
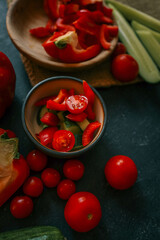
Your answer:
6;0;118;72
24;77;106;155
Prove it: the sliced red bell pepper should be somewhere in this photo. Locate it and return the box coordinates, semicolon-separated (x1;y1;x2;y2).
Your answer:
53;88;69;103
38;126;58;147
82;121;101;146
83;80;95;106
40;112;60;126
47;99;67;111
85;104;96;120
0;132;29;206
29;27;51;38
66;112;87;122
35;95;56;106
100;24;111;50
45;19;57;34
56;18;75;31
47;0;60;19
64;3;79;15
102;5;113;18
106;25;119;37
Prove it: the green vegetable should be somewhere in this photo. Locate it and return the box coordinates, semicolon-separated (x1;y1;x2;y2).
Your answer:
131;20;160;43
61;119;82;135
135;30;160;68
106;0;160;32
77;118;90;131
0;226;65;240
108;3;160;83
73;134;83;150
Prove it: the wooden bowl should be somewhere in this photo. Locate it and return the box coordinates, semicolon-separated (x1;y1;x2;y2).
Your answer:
6;0;118;72
22;76;107;158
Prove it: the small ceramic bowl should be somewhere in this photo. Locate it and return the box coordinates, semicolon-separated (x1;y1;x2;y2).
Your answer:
22;76;107;158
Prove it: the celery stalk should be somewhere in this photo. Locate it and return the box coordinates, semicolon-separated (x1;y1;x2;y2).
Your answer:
131;21;160;43
136;30;160;68
105;0;160;32
108;3;160;83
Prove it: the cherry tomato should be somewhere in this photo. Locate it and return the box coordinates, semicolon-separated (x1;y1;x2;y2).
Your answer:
112;42;126;58
38;126;58;147
10;196;33;219
41;168;61;188
26;149;48;171
104;155;138;190
52;130;75;152
63;159;84;181
66;95;88;114
57;179;76;200
40;112;59;126
23;176;43;197
111;54;139;82
64;192;102;232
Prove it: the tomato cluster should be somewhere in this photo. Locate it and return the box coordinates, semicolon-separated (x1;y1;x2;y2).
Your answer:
35;80;101;152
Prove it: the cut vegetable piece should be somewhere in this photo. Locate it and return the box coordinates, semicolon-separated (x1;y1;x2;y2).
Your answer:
73;134;83;151
108;4;160;84
135;30;160;68
61;119;82;135
106;0;160;32
131;20;160;43
77;118;90;131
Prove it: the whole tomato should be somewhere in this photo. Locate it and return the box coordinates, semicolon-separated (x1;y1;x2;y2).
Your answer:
104;155;138;190
10;196;33;219
111;54;139;82
64;192;102;232
0;52;16;118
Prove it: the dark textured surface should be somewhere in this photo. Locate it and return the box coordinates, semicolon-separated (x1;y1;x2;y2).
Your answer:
0;1;160;239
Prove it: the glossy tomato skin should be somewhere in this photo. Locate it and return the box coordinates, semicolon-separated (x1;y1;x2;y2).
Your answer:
26;149;48;171
63;159;85;181
104;155;138;190
66;95;88;114
111;54;139;82
41;168;61;188
57;179;76;200
52;130;75;152
10;196;33;219
64;192;102;232
23;176;43;197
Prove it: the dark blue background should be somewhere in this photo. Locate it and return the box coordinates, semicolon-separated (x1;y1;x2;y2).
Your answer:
0;1;160;239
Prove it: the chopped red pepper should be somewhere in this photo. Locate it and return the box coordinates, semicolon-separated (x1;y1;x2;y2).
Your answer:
85;104;96;120
47;0;60;19
83;80;95;106
29;27;51;38
56;18;75;31
53;88;69;103
47;99;67;111
106;25;119;37
35;95;56;106
66;112;87;122
82;121;101;146
45;19;57;33
40;112;60;126
100;24;111;50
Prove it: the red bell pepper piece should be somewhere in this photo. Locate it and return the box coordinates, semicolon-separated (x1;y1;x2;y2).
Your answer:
102;5;113;18
46;0;60;19
64;3;79;15
0;52;16;119
106;25;119;37
56;18;75;31
45;19;57;34
66;112;87;122
40;112;60;126
53;88;69;103
82;121;101;146
38;126;58;147
47;99;67;111
35;95;56;106
100;24;111;50
29;27;51;38
85;104;96;120
83;80;95;106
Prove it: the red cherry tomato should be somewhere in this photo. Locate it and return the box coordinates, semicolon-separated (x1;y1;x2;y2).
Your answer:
66;95;88;114
63;159;84;181
40;112;60;126
57;179;76;200
10;196;33;219
23;176;43;197
64;192;102;232
52;130;75;152
26;149;48;171
104;155;138;190
112;42;126;58
41;168;61;188
111;54;139;82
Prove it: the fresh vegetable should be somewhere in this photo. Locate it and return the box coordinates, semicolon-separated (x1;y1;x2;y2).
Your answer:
83;80;95;120
29;27;51;38
23;176;43;197
52;130;75;152
38;126;58;147
40;111;60;126
63;159;85;181
57;179;76;200
26;149;48;172
0;130;29;207
0;226;65;239
131;20;160;43
66;112;87;122
41;168;61;188
135;30;160;68
10;196;33;219
111;54;139;82
66;95;88;114
64;191;102;232
0;52;16;119
106;0;160;32
104;155;138;190
108;4;160;83
82;121;101;146
112;42;126;58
